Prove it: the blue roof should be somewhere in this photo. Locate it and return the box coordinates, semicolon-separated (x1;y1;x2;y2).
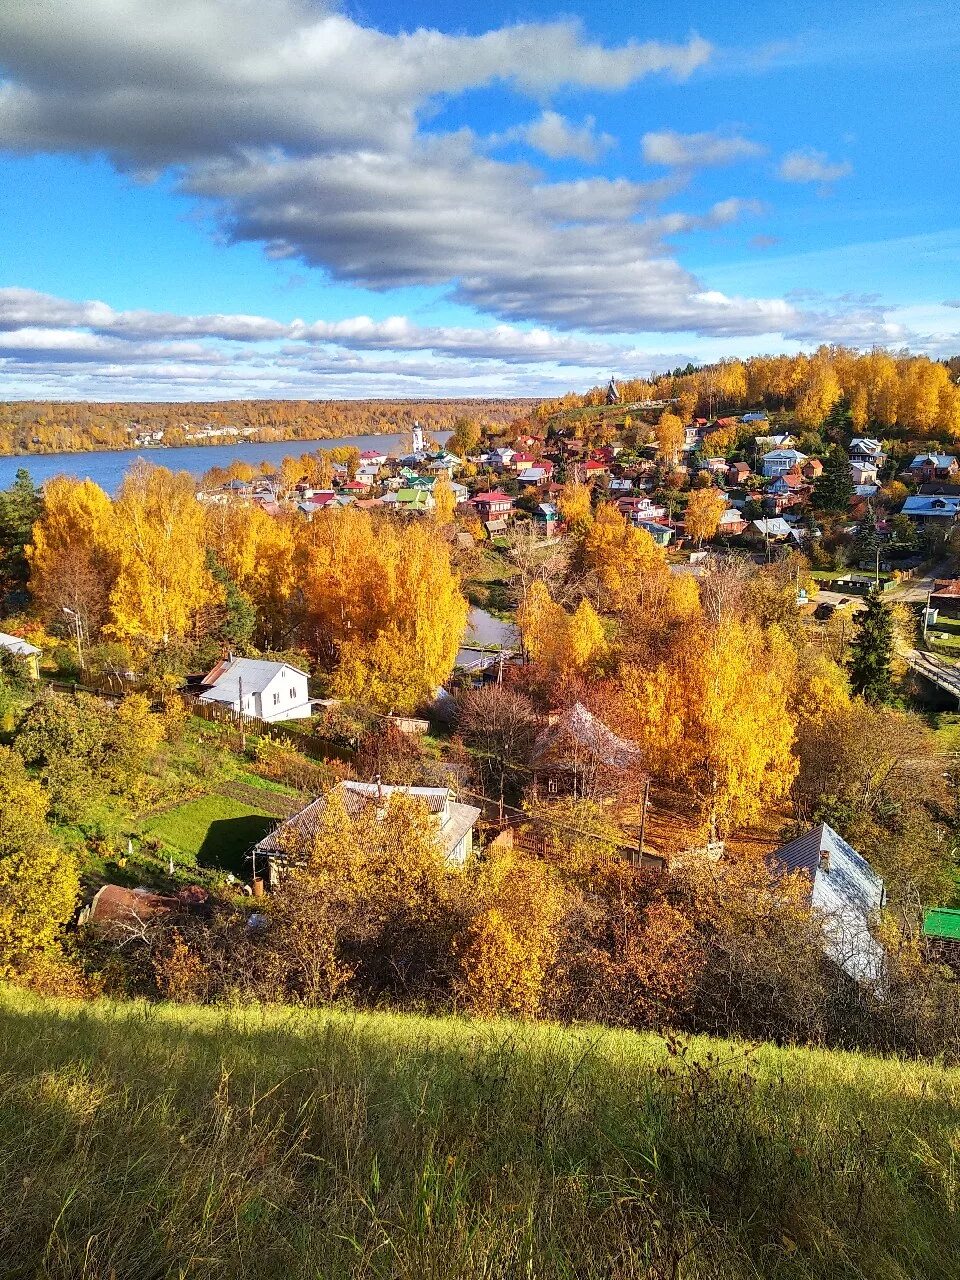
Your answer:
910;453;957;469
902;495;960;517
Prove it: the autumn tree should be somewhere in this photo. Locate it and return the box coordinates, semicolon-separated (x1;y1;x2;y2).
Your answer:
457;847;566;1018
28;476;118;640
0;747;79;977
107;464;216;648
579;504;665;611
432;472;456;525
518;582;607;688
457;685;538;807
300;509;467;712
684;487;726;545
272;790;461;1004
557;480;593;529
655;411;685;464
617;618;797;838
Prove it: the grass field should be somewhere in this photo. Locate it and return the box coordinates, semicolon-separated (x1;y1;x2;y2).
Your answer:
0;987;957;1279
141;793;275;876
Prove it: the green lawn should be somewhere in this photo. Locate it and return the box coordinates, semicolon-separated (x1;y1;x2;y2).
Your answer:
141;793;275;876
0;987;957;1279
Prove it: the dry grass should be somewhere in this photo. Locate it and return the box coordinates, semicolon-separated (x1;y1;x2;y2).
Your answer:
0;986;957;1278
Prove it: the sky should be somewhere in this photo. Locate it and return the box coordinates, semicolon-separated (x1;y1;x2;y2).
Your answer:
1;0;959;401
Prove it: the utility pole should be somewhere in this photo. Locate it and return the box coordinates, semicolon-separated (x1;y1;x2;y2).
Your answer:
637;776;651;866
62;607;84;672
238;674;246;751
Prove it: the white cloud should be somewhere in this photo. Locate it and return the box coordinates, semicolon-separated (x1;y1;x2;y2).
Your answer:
0;2;709;164
778;148;853;183
515;111;615;163
0;287;632;365
641;129;766;168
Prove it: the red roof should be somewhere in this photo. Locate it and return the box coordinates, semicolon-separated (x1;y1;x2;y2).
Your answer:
511;452;535;464
341;480;368;490
584;459;606;471
472;490;513;504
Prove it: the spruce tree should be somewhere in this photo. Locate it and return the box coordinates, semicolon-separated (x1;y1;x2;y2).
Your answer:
848;589;894;703
813;447;855;514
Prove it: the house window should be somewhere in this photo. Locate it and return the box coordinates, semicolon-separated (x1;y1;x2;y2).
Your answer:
273;691;280;706
290;686;297;700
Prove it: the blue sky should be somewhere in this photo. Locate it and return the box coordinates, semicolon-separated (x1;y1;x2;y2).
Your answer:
0;0;958;399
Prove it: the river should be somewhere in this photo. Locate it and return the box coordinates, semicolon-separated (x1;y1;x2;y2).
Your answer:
0;430;451;495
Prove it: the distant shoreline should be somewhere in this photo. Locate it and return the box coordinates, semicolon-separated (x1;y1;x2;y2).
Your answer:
0;427;416;461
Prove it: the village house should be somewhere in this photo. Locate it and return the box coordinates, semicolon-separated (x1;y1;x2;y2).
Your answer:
800;458;823;482
360;449;388;468
850;461;879;487
928;579;960;619
470;490;514;534
716;507;749;537
750;517;796;543
909;453;960;483
616;496;667;524
769;823;885;985
0;631;40;679
253;781;482;887
726;460;752;486
761;448;807;478
531;702;644;801
849;438;885;466
901;494;960;525
533;502;560;537
198;656;312;723
636;519;673;546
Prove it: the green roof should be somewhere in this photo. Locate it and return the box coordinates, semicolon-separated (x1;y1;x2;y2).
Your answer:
923;907;960;940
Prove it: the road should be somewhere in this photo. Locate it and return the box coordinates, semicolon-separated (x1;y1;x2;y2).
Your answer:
886;560;954;604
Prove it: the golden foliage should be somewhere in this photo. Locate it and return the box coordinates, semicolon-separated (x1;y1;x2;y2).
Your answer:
684;487;727;545
457;847;566;1018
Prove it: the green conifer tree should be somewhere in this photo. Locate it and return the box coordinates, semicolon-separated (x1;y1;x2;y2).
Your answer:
848;589;894;704
813;447;855;514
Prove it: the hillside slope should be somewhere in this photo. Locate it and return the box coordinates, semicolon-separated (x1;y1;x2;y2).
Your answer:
0;988;957;1279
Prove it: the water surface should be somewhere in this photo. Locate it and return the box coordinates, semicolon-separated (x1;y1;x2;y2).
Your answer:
0;430;450;495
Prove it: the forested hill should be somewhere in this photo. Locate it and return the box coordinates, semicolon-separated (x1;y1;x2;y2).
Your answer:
0;397;537;456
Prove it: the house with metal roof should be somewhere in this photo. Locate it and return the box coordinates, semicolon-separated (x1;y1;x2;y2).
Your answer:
532;702;645;799
761;448;807;478
770;823;885;985
901;494;960;524
909;454;959;483
0;631;40;678
198;656;312;723
253;780;481;885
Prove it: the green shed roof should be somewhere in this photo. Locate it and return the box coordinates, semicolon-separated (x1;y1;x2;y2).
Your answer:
923;907;960;941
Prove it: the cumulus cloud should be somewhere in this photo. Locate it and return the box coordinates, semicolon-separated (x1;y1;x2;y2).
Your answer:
512;111;615;163
0;287;632;365
641;130;766;168
0;1;802;339
778;149;853;183
0;2;709;164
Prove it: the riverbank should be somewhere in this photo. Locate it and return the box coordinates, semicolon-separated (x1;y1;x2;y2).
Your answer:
0;429;452;494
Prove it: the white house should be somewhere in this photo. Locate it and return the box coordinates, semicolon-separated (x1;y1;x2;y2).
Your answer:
198;656;312;722
761;448;807;478
0;631;40;678
253;780;482;886
770;823;885;985
849;438;885;465
850;461;879;487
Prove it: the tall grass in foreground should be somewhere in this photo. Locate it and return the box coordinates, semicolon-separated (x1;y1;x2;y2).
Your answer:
0;988;957;1279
